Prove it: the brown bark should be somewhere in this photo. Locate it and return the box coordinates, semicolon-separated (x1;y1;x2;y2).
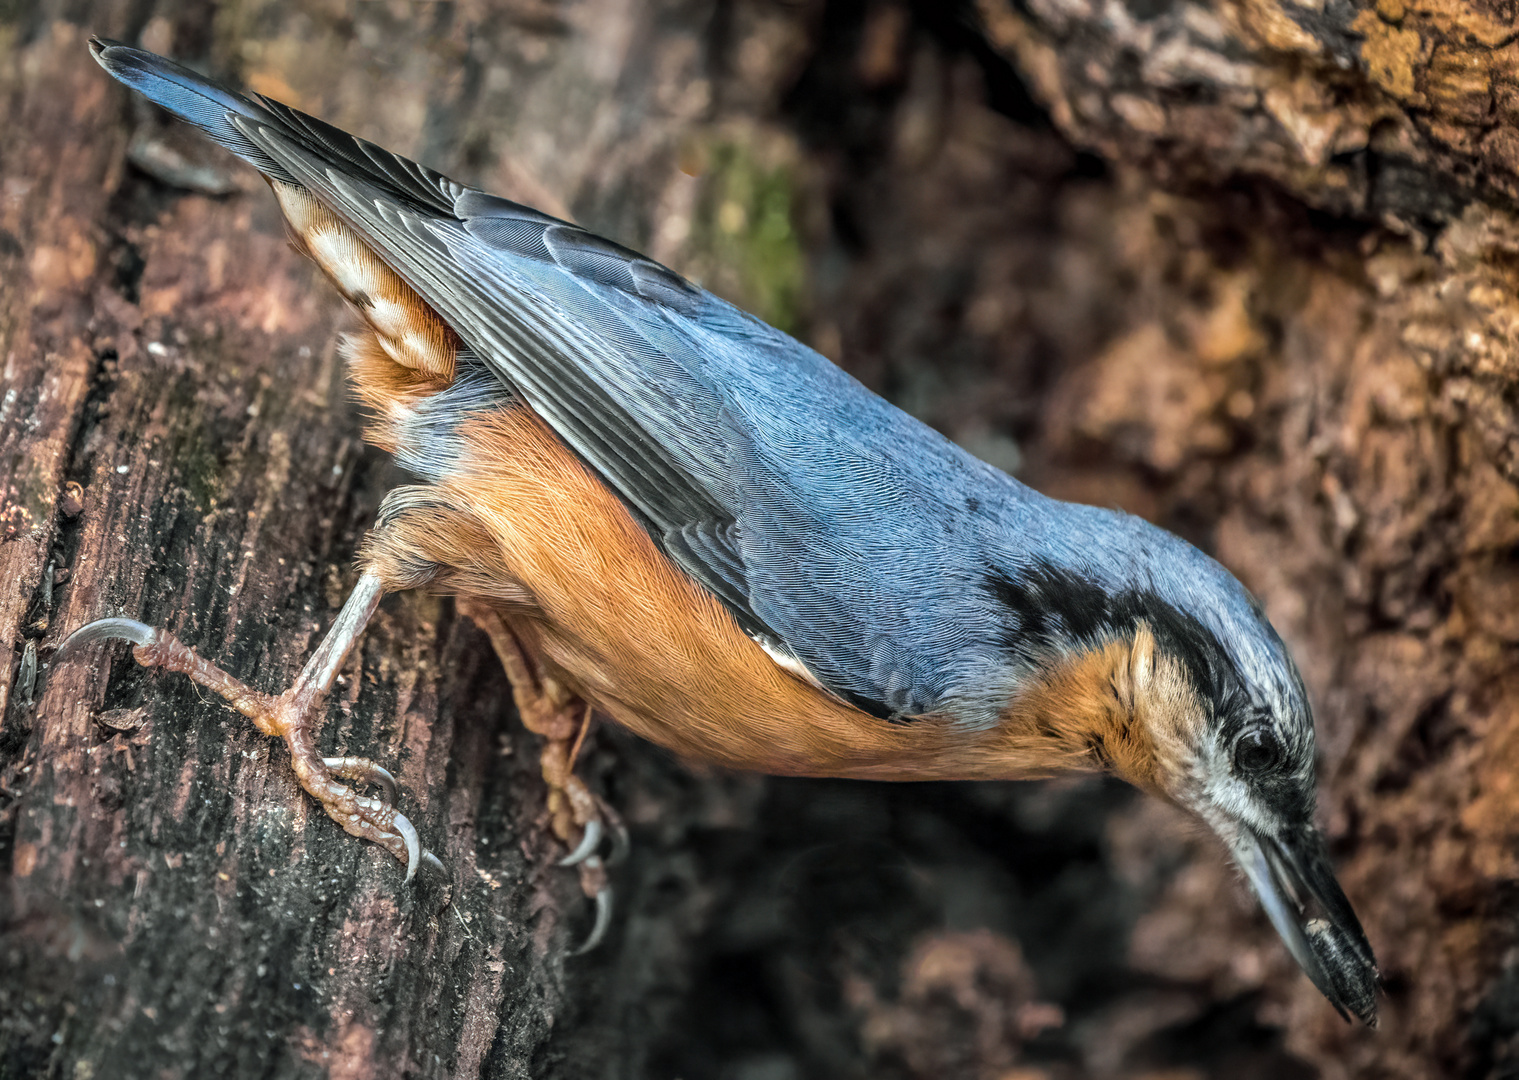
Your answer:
4;1;1519;1078
0;17;568;1080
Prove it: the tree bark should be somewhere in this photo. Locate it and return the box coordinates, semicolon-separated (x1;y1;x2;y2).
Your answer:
4;1;1519;1078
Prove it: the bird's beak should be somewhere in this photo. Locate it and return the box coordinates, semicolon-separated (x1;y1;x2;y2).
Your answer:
1234;823;1379;1025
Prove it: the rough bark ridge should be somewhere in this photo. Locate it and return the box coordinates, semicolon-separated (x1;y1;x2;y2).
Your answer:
2;0;1517;1078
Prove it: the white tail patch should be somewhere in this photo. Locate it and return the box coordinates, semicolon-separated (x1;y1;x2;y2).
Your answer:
378;329;454;374
272;180;327;236
271;180;457;381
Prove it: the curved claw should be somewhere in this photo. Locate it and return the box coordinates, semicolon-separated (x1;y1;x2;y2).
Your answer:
322;756;399;804
323;760;442;883
558;819;602;867
570;879;613;957
59;617;160;657
391;810;422;884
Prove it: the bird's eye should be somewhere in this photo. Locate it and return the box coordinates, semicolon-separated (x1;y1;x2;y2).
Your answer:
1233;727;1283;775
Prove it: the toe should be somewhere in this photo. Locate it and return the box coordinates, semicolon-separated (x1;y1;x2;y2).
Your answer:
322;756;399;804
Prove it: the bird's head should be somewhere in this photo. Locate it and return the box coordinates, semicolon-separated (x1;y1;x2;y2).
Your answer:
1139;604;1381;1027
987;515;1379;1024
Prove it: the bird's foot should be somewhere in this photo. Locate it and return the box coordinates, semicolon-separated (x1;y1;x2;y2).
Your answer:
458;598;626;954
59;573;443;881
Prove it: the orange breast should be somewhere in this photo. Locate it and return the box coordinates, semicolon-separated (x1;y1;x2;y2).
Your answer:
357;383;1200;791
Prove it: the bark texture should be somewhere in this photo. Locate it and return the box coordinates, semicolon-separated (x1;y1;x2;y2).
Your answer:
2;1;1517;1078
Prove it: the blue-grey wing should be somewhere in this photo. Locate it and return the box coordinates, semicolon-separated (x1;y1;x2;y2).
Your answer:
300;165;1022;718
424;215;1027;717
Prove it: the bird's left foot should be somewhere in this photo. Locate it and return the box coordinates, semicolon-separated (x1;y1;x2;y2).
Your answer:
457;598;626;954
59;572;444;881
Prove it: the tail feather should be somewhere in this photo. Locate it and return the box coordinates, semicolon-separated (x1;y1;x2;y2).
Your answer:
89;38;293;183
90;38;460;215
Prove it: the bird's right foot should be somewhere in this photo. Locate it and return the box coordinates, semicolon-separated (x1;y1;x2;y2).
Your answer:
457;598;627;954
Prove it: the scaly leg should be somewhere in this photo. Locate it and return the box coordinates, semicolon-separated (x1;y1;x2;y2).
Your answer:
60;571;442;880
457;597;623;953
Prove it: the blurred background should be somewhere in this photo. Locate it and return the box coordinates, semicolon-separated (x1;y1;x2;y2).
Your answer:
4;0;1519;1077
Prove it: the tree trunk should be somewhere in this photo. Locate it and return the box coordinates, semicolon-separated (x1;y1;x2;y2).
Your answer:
3;1;1517;1078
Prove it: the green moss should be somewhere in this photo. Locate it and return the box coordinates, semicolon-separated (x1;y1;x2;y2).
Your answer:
174;424;224;514
16;456;52;531
689;140;806;335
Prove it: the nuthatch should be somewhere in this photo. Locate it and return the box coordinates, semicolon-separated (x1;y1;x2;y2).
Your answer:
71;40;1377;1021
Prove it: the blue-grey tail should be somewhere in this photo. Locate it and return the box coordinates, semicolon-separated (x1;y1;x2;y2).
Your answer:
91;39;462;216
89;38;294;183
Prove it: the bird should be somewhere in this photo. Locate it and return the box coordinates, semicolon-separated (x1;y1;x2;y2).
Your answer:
70;39;1378;1022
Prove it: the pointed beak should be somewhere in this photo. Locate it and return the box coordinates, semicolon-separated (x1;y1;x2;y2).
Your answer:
1235;823;1379;1025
